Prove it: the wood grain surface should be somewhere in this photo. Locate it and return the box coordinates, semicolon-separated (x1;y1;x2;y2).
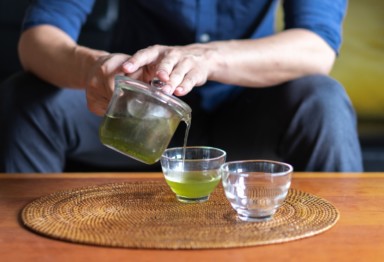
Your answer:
1;172;383;262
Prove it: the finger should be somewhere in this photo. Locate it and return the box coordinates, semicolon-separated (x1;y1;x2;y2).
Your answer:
94;55;129;96
104;74;116;98
155;53;180;79
90;73;114;100
90;102;109;116
122;45;164;73
156;69;170;82
158;71;184;95
167;60;194;92
173;69;201;96
86;91;110;116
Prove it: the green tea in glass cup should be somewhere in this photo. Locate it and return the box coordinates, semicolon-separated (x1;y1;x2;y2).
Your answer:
160;146;226;203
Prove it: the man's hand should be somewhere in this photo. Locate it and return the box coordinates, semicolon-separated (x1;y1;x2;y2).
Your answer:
85;53;130;116
122;44;217;96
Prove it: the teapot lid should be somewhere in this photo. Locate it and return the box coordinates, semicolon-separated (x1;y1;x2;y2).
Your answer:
115;75;192;121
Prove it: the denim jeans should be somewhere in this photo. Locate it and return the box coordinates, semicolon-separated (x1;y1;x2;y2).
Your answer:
0;72;363;172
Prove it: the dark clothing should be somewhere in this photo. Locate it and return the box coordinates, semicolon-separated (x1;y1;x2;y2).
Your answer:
0;72;363;172
0;0;363;172
23;0;346;51
23;0;347;111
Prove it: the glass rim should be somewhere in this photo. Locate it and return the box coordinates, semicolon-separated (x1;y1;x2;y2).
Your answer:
161;146;227;161
115;75;192;120
220;159;293;175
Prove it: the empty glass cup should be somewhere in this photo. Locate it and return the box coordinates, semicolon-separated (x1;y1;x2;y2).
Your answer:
99;76;191;164
160;146;226;203
220;160;293;222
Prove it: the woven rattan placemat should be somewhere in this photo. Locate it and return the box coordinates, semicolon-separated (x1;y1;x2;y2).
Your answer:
21;181;339;249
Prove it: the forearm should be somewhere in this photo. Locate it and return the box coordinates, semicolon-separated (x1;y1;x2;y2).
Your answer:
18;25;109;89
207;29;336;87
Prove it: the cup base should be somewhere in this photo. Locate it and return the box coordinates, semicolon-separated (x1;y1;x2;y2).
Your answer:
237;214;273;222
176;195;209;203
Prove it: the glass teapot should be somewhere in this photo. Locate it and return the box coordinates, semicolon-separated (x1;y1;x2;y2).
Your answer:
99;75;192;164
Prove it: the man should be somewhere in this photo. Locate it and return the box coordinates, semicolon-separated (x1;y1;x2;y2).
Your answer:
0;0;363;172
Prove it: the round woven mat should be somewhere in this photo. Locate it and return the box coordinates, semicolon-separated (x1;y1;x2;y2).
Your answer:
21;181;339;249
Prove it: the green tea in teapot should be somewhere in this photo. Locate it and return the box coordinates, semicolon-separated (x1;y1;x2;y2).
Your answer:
99;76;192;165
100;113;183;164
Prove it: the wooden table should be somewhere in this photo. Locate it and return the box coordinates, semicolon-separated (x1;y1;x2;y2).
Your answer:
1;172;383;262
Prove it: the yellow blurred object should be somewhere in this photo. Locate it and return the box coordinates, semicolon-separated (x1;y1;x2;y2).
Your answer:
276;0;384;119
331;0;384;119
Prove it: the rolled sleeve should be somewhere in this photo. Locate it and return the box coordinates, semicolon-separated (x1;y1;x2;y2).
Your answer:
283;0;348;54
22;0;95;41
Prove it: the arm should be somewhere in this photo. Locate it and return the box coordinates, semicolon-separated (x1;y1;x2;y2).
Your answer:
207;28;336;88
123;28;335;96
18;0;131;115
18;25;130;115
18;25;107;89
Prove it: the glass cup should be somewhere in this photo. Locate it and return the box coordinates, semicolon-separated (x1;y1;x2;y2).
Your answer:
99;76;191;165
160;146;227;203
220;160;293;222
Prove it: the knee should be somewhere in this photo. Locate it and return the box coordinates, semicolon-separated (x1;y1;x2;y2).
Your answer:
0;72;59;113
291;74;356;120
1;71;44;92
